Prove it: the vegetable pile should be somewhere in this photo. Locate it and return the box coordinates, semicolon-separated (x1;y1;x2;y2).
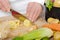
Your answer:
43;17;60;31
43;16;60;40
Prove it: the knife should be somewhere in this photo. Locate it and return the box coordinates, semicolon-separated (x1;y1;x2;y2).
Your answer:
10;9;31;22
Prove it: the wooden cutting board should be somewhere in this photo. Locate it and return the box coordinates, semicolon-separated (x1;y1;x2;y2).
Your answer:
0;16;48;40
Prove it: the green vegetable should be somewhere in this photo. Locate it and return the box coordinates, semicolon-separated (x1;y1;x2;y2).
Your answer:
13;36;23;40
35;37;49;40
13;28;53;40
45;0;53;11
35;38;40;40
41;37;49;40
23;28;53;40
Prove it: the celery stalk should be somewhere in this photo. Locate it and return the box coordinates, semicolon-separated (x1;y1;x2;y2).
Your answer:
23;28;53;40
41;37;49;40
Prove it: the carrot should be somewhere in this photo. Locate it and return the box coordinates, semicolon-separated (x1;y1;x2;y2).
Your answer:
43;23;60;31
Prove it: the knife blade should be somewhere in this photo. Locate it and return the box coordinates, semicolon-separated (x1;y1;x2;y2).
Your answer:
10;9;31;22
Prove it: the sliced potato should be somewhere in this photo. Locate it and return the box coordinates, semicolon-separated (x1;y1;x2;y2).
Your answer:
53;0;60;7
47;17;59;24
47;17;54;23
54;19;60;23
24;19;32;27
54;31;60;40
9;20;20;30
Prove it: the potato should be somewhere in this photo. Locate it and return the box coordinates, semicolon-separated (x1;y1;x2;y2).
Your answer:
9;20;20;30
47;17;59;24
54;31;60;40
53;0;60;7
23;19;32;27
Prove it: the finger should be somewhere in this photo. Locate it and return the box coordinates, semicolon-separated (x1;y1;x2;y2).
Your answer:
32;4;42;22
32;6;38;22
35;5;42;18
5;0;10;12
26;2;34;18
26;2;33;15
30;3;39;22
26;2;32;17
33;8;41;21
33;6;42;22
0;3;6;12
0;0;10;12
26;3;31;15
29;3;37;21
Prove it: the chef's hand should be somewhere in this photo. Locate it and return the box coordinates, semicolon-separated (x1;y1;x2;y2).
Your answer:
26;2;43;22
0;0;10;12
51;0;54;2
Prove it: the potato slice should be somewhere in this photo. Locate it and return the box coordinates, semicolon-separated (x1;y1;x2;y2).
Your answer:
24;19;32;27
54;19;60;23
47;18;59;24
9;20;20;30
47;17;54;23
53;0;60;7
54;31;60;40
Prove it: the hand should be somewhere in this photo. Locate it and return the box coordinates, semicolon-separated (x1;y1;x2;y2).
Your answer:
0;0;10;12
26;2;43;22
51;0;54;2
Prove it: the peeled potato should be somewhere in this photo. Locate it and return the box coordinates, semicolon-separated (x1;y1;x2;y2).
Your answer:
54;19;60;23
47;17;54;23
47;17;59;24
53;0;60;7
24;19;32;27
54;31;60;40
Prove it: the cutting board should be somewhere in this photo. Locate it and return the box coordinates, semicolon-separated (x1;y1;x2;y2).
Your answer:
0;16;48;40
